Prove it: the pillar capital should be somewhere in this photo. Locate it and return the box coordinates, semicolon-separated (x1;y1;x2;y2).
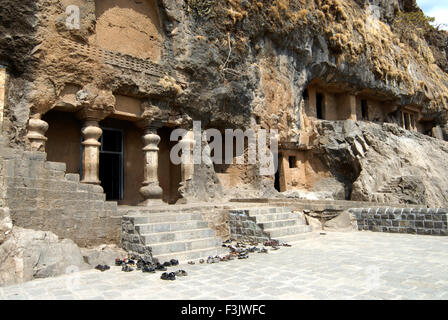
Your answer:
136;117;164;132
75;106;111;123
26;113;49;152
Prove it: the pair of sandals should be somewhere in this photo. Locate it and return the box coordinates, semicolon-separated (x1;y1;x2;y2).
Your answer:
162;259;180;267
95;265;111;272
161;270;188;281
207;256;221;264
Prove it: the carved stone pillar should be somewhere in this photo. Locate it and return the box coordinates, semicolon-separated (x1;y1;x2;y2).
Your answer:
139;126;163;206
178;130;196;197
26;114;49;152
80;120;102;186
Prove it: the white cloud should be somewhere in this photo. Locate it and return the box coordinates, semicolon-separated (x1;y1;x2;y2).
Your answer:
426;8;448;30
416;0;448;30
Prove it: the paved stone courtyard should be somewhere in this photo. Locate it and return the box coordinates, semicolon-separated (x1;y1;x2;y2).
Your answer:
1;231;447;300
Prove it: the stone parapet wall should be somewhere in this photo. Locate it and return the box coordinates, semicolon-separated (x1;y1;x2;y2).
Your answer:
349;207;448;236
0;142;121;247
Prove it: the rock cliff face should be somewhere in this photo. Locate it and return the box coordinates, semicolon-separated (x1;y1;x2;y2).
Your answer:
0;0;447;205
314;120;448;207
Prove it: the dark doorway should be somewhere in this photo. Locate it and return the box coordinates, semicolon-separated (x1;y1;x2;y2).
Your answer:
316;93;325;119
99;128;124;201
274;153;282;192
361;100;368;120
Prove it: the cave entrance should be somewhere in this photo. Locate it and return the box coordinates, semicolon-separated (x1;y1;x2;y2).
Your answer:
274;153;283;192
316;93;325;120
361;99;368;120
99;128;124;201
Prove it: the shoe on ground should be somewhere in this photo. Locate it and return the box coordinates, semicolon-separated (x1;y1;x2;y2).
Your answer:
115;259;123;266
170;259;179;266
122;265;134;272
161;272;176;281
175;270;188;277
155;263;167;271
163;261;172;267
95;265;109;272
188;261;195;265
199;259;205;264
142;266;156;273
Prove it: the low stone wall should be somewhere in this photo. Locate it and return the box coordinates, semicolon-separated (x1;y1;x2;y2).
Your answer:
0;145;122;247
349;208;448;236
229;209;269;243
121;216;152;257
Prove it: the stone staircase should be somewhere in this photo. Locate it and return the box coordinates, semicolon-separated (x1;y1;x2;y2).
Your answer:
0;140;120;246
229;207;312;243
121;208;227;263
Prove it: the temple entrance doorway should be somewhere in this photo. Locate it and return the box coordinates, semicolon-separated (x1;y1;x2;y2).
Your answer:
99;128;124;201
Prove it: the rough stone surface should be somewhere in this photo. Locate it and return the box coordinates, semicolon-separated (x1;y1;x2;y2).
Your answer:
325;211;358;232
305;215;323;232
80;245;127;267
0;207;12;244
314;121;448;207
0;224;89;287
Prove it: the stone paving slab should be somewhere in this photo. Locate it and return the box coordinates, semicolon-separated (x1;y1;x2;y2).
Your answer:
1;231;447;300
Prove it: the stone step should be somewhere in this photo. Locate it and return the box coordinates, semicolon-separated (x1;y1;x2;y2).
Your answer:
142;228;216;243
6;187;94;201
153;246;229;263
247;207;292;215
149;237;222;256
126;212;203;224
259;219;299;230
135;220;209;233
264;225;312;238
230;207;290;216
250;212;303;223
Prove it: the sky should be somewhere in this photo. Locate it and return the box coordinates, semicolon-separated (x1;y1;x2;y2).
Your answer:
416;0;448;30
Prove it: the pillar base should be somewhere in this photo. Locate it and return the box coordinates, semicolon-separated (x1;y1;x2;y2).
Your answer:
139;183;163;205
139;199;165;207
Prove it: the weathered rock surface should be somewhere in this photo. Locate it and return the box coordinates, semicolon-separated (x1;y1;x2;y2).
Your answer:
0;207;89;287
305;215;323;232
314;120;448;207
80;244;127;267
0;207;12;244
325;211;357;232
